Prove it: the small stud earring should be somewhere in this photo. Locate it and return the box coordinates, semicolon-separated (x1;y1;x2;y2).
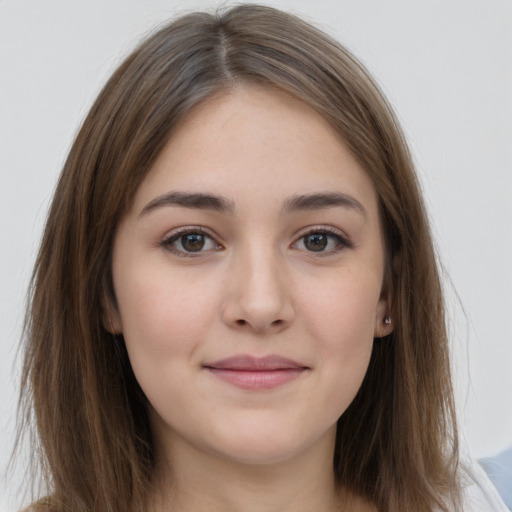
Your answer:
384;316;392;325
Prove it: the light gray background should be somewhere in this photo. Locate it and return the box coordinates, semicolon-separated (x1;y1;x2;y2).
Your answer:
1;1;511;510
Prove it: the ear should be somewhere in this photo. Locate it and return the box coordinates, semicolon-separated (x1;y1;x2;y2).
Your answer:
373;266;396;338
374;297;394;338
102;294;123;335
374;248;399;338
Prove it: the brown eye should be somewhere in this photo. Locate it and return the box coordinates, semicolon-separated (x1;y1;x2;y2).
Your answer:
180;233;205;252
161;229;221;256
292;229;351;254
303;233;328;252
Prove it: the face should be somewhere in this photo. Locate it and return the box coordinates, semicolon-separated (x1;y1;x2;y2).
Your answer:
110;86;392;468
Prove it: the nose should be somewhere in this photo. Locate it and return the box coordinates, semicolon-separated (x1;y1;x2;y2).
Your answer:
221;245;295;334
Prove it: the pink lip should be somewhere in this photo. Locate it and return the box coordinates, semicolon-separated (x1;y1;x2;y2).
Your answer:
203;355;308;390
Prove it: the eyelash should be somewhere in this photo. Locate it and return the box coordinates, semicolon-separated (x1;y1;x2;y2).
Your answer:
159;226;353;257
160;226;222;258
292;226;353;255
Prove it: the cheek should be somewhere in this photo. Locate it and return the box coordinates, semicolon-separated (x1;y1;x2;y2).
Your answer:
114;268;224;426
302;270;381;349
113;259;220;373
298;272;380;409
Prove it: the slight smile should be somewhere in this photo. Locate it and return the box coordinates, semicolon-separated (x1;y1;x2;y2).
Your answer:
203;355;310;390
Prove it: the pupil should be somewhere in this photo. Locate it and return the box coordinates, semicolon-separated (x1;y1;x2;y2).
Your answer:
181;233;205;252
305;233;327;251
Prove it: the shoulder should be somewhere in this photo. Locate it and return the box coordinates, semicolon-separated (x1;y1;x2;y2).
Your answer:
460;459;510;512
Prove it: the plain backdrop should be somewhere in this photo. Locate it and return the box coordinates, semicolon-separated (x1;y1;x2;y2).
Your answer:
1;0;511;510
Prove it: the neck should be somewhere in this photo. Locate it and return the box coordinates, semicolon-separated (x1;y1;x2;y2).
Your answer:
148;428;345;512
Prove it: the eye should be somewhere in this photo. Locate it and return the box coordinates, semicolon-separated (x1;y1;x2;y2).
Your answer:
293;228;352;254
161;228;222;256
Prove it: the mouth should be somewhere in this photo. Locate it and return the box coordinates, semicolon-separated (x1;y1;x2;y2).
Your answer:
203;355;309;390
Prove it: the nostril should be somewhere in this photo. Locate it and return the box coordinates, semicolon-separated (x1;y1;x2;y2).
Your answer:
234;318;284;328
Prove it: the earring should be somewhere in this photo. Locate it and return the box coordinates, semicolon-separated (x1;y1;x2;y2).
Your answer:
384;316;392;325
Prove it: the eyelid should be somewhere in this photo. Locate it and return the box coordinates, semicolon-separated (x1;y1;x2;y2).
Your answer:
159;226;223;257
291;225;354;253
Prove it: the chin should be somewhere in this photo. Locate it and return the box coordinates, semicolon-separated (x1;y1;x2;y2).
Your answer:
204;422;336;467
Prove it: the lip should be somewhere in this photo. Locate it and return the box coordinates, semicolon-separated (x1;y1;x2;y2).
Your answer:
203;355;309;390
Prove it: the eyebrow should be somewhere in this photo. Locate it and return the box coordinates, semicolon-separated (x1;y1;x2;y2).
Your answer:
282;192;367;218
138;191;236;218
138;190;367;219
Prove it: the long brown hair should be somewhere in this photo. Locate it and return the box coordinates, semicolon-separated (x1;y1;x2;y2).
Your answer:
18;4;460;511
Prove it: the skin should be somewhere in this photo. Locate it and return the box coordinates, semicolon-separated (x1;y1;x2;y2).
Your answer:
109;86;391;512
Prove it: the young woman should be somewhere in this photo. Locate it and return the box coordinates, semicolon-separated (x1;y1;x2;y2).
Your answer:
16;4;508;512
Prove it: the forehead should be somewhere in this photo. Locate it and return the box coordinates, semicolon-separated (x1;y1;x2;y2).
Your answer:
129;85;379;220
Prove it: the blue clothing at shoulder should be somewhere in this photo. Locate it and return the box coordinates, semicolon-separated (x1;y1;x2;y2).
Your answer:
480;446;512;510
